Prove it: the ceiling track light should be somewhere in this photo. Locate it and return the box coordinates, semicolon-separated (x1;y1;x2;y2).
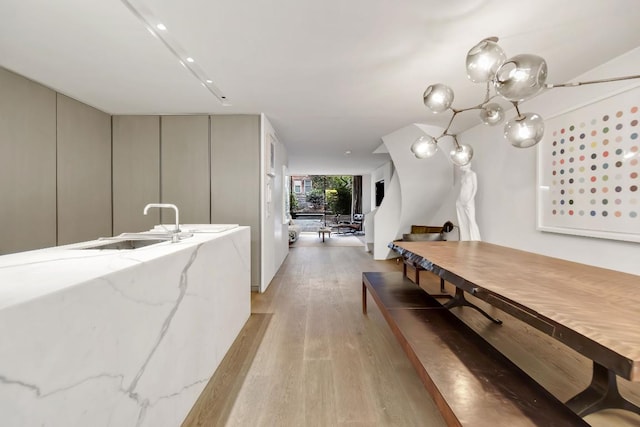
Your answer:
119;0;230;105
412;37;640;167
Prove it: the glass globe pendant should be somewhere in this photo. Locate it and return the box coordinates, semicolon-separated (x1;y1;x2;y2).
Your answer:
504;112;544;148
423;84;454;113
465;38;506;83
494;54;548;102
479;103;504;126
411;136;438;159
449;144;473;166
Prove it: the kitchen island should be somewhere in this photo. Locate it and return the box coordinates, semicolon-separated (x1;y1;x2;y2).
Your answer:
0;225;250;427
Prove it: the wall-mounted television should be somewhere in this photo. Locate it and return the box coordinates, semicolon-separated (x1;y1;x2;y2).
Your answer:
375;180;384;207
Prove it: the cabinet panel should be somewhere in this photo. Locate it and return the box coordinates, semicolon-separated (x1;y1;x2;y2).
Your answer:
160;116;210;224
112;116;160;234
0;68;56;254
57;95;112;245
210;115;260;286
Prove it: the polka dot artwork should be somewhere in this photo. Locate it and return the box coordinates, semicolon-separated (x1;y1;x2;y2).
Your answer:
539;88;640;242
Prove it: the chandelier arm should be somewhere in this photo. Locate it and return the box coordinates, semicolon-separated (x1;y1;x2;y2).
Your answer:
450;134;461;148
512;102;522;118
546;74;640;88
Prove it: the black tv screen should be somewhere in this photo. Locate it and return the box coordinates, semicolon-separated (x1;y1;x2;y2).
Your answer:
375;180;384;207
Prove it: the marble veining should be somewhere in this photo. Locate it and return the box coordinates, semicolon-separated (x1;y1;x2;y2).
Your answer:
0;226;251;426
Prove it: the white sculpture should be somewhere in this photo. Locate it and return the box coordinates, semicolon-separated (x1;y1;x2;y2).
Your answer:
456;162;481;241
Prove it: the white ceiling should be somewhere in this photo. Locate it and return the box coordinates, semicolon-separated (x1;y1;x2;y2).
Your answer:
1;0;639;175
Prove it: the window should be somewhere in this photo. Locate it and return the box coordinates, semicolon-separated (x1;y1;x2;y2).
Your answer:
294;180;302;193
304;180;312;194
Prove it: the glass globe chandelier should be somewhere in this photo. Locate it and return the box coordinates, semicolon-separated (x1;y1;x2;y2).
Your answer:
413;37;640;166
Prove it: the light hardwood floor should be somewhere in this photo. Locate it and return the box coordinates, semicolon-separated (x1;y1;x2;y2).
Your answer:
183;243;640;427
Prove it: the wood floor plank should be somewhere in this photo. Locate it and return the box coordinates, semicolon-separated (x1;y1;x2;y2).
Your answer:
181;313;272;427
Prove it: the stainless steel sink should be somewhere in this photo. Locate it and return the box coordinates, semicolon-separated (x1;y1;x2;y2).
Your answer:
78;238;170;250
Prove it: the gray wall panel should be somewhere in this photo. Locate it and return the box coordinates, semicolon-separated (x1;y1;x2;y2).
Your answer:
0;68;57;254
211;115;261;287
57;94;112;244
160;116;210;225
112;116;160;234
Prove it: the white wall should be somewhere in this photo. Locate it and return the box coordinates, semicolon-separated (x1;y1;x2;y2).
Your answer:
458;47;640;275
261;114;289;292
372;124;453;259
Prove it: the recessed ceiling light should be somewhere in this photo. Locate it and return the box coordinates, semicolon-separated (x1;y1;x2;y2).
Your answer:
206;79;213;84
156;23;167;31
186;57;195;63
345;150;352;155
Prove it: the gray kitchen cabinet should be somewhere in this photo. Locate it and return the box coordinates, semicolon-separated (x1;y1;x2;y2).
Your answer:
0;68;57;254
112;116;160;234
56;94;112;245
210;115;261;287
161;116;210;225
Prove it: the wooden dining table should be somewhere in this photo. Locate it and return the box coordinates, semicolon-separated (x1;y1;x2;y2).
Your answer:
389;240;640;417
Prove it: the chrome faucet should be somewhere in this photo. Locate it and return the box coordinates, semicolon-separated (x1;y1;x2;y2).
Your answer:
143;203;180;242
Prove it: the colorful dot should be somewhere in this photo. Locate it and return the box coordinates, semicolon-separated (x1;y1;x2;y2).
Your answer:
615;211;622;217
603;187;609;193
603;115;610;121
591;130;597;136
591;142;598;148
615;186;622;192
616;136;623;143
569;210;574;215
602;199;609;205
631;132;638;140
602;211;609;217
632;159;639;166
632;185;638;192
579;210;585;216
591;188;597;194
632;106;638;114
569;125;575;131
603;127;609;133
631;119;638;126
615;199;622;205
616;111;624;118
603;175;609;181
580;133;586;139
631;172;638;179
630;211;638;218
603;151;609;157
603;163;609;169
580;144;586;150
603;139;610;145
590;176;597;182
615;148;624;155
616;161;623;167
590;211;597;216
561;128;566;134
616;124;623;130
579;188;585;194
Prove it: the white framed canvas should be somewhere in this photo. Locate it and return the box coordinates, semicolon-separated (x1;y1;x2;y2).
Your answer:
537;85;640;242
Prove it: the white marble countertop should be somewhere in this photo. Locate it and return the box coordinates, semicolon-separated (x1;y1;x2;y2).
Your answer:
0;224;239;310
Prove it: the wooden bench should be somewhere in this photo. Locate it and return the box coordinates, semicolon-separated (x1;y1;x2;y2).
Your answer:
362;271;588;427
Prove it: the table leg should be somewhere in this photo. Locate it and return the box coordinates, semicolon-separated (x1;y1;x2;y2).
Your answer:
566;362;640;417
362;282;367;314
443;288;502;324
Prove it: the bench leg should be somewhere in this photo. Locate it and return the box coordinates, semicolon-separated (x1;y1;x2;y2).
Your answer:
443;288;502;324
362;282;367;314
566;362;640;417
